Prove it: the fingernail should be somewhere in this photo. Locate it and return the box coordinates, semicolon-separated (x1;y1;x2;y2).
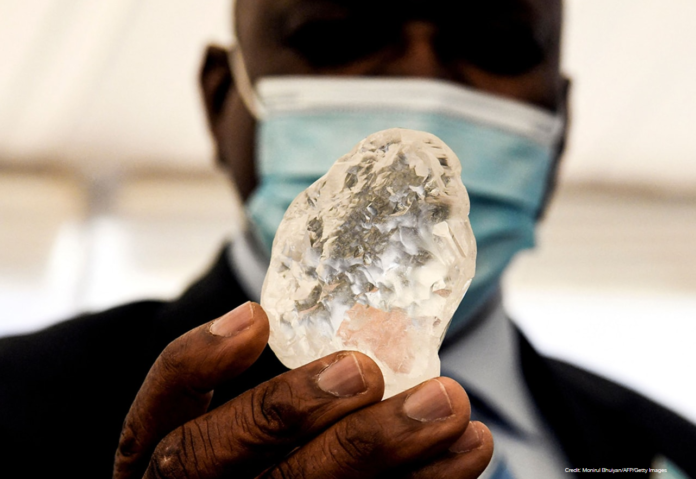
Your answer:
209;302;254;337
404;379;453;422
317;353;367;397
450;421;483;454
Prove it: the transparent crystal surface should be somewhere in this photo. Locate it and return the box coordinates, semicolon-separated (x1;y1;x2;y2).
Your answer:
261;128;476;397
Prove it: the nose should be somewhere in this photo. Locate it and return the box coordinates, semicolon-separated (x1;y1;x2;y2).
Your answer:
380;21;449;80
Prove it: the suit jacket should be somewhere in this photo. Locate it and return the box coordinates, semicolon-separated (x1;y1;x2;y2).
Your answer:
1;247;694;478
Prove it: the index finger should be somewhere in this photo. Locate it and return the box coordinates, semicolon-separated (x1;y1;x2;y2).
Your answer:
114;302;269;479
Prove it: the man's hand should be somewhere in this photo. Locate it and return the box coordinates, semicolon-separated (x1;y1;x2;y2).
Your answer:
113;302;493;478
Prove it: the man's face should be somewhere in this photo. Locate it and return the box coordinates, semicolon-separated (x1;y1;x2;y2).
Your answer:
202;0;565;199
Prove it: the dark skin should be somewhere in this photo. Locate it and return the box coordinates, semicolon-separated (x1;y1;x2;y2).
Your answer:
210;0;566;200
114;0;567;477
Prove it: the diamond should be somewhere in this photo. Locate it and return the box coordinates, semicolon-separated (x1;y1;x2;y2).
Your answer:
261;128;476;397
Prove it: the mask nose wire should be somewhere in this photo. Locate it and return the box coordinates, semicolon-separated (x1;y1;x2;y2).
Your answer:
229;46;266;120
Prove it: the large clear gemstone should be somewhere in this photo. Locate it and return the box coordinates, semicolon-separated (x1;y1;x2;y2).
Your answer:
261;128;476;397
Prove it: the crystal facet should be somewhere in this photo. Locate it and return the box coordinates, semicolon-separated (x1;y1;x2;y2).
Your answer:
261;128;476;397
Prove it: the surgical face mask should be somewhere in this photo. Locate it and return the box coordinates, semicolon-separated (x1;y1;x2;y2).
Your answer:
230;49;564;332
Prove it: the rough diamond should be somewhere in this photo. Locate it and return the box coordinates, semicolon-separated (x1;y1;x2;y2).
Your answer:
261;128;476;397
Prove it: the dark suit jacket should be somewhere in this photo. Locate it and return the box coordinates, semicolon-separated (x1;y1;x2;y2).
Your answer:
1;248;694;478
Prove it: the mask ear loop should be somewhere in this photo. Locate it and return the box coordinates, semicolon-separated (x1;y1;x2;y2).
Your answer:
229;46;266;120
536;77;571;220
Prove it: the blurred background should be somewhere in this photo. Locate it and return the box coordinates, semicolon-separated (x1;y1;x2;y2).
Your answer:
1;0;695;422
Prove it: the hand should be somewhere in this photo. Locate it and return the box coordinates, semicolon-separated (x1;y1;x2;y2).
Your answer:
113;302;494;478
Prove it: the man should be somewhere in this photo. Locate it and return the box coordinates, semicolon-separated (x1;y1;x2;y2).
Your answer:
1;0;695;478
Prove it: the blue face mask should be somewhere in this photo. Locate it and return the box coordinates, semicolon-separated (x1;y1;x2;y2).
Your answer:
230;51;564;333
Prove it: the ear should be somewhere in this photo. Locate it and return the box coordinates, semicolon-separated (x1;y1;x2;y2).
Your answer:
555;76;572;167
198;44;258;201
199;45;234;130
536;75;572;221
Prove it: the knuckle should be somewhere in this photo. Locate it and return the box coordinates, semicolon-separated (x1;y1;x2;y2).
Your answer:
244;380;305;442
329;414;383;466
150;431;187;479
148;421;215;479
157;336;191;378
115;415;152;471
116;419;138;458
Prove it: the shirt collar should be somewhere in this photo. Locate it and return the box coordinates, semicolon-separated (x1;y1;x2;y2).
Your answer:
441;300;546;438
227;228;269;303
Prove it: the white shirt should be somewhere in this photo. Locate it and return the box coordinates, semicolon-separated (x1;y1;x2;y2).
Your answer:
441;302;569;478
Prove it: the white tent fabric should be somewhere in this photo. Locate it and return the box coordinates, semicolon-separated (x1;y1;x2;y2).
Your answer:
0;0;231;172
562;0;696;194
